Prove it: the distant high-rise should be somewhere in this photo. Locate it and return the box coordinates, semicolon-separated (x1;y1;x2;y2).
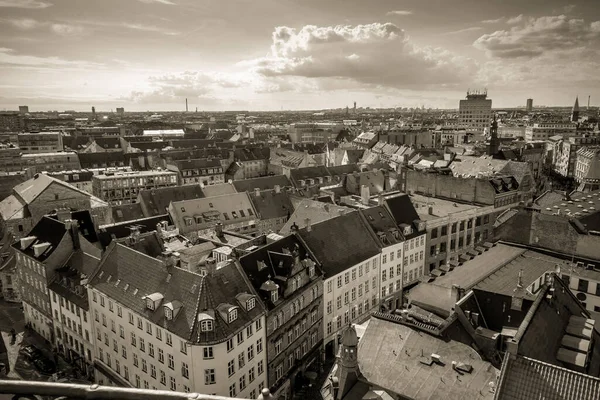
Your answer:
91;106;96;121
18;105;29;115
116;107;124;116
526;98;533;113
353;101;357;113
186;98;188;112
458;89;492;134
572;96;580;122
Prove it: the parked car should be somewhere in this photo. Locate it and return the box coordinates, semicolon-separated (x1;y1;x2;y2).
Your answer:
19;345;42;361
32;357;56;375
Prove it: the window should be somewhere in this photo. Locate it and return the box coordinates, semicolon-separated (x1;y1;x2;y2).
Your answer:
200;319;213;332
156;328;162;341
139;338;145;352
258;360;264;375
133;354;139;367
227;338;234;352
249;367;255;383
344;292;349;304
275;364;283;381
148;343;154;357
327;281;332;293
146;322;152;335
238;352;245;369
158;349;164;363
327;301;332;314
128;313;134;325
578;279;589;293
431;228;438;239
228;360;235;377
166;333;172;346
205;369;216;385
150;365;156;378
229;308;238;323
229;383;237;397
237;331;244;345
256;318;262;331
122;345;127;359
119;325;125;339
180;340;187;355
248;344;254;361
142;359;147;373
203;347;214;359
337;296;342;309
337;276;342;288
117;306;122;317
240;374;246;391
160;370;166;386
168;354;174;370
246;324;254;338
275;338;282;355
257;338;263;354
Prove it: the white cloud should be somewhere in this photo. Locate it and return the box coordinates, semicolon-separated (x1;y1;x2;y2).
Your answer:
447;27;482;35
137;0;175;5
51;24;84;36
122;23;179;35
482;17;504;24
2;18;40;29
251;23;479;90
0;47;103;69
474;15;600;58
507;14;524;24
0;0;51;8
386;11;412;16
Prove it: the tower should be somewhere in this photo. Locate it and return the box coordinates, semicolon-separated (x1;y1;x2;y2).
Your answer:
526;98;533;113
334;325;359;399
571;96;580;122
91;106;96;121
186;98;188;112
488;114;499;157
353;101;356;114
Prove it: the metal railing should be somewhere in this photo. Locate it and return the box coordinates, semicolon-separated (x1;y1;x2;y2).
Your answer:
0;380;275;400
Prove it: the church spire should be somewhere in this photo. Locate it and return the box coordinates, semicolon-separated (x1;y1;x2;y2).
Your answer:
572;96;580;122
334;325;360;399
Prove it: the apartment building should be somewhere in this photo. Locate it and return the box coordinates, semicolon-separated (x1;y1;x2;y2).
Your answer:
238;234;323;400
21;152;81;174
168;193;258;240
49;230;101;379
524;122;577;142
17;132;63;154
295;212;380;357
560;262;600;314
13;217;76;342
248;187;294;234
575;147;600;191
92;170;178;205
47;170;95;194
458;91;492;134
287;123;342;144
88;244;267;398
166;158;225;186
358;206;406;312
227;148;271;180
410;194;498;272
550;136;600;178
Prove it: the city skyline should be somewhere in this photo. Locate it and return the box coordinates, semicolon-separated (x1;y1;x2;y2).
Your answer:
0;0;599;111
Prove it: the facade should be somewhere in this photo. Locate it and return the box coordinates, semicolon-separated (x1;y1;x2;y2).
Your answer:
47;170;95;194
410;194;498;272
0;111;23;132
287;123;342;144
0;238;19;302
13;217;75;342
88;243;268;398
575;147;600;191
551;136;600;178
458;91;492;134
524;123;577;142
560;263;600;315
17;132;63;154
526;98;533;113
358;206;406;312
166;158;225;186
238;234;323;400
0;147;24;173
295;212;381;357
22;152;81;174
92;170;178;205
228;148;270;180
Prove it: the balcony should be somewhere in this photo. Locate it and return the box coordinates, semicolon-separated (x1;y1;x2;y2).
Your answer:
0;380;276;400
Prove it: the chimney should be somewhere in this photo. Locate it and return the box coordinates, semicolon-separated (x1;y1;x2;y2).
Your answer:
65;219;80;250
360;184;370;205
305;218;311;232
128;226;140;245
274;184;281;194
215;222;224;238
56;208;71;223
254;187;261;197
517;269;523;289
206;257;217;277
378;193;384;206
290;222;299;233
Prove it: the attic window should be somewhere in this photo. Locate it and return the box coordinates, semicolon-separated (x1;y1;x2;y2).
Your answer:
124;284;129;291
232;211;238;219
115;279;121;287
228;308;238;323
146;298;155;310
271;291;279;303
247;208;253;216
181;207;186;212
246;298;256;311
240;210;246;217
201;319;213;332
164;307;173;320
368;215;374;221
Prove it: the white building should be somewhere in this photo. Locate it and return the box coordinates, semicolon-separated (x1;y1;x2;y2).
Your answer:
295;212;382;357
458;91;492;134
524;122;577;142
88;244;267;399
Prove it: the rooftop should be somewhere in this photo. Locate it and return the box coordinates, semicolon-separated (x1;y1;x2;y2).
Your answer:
357;315;498;400
232;175;292;192
410;193;479;220
93;170;177;179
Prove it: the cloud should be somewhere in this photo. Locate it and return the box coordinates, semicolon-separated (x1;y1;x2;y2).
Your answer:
386;11;412;16
250;23;478;90
447;27;482;35
121;23;179;35
0;47;103;69
50;24;84;36
507;14;524;24
2;18;40;29
0;0;51;8
482;17;504;24
137;0;175;4
474;15;600;58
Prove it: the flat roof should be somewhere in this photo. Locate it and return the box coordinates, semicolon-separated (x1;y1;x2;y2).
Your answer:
22;151;76;157
93;170;177;179
411;193;479;220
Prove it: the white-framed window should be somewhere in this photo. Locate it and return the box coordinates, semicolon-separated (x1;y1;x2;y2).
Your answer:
200;319;213;332
246;297;256;311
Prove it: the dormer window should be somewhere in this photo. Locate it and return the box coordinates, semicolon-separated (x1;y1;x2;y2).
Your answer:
146;298;155;310
246;298;256;311
228;308;238;323
145;292;164;311
309;265;315;278
201;319;213;332
165;307;173;320
271;291;279;303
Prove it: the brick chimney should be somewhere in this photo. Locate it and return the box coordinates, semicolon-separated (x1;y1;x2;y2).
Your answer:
305;218;311;232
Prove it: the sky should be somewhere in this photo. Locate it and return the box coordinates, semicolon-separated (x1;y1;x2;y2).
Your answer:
0;0;599;112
